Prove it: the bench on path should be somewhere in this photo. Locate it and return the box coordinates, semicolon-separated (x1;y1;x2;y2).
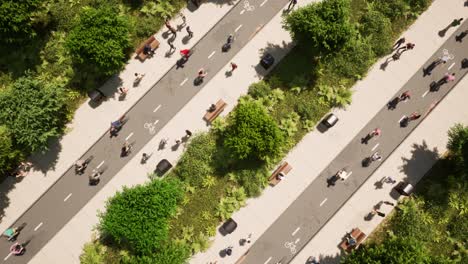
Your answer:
135;36;160;61
204;99;227;123
339;228;366;253
268;162;292;186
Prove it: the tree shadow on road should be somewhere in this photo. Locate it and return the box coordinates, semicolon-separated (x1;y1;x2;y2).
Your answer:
398;140;440;186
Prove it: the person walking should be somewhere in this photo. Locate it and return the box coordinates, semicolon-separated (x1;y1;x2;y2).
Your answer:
444;72;456;82
134;73;145;86
393;37;405;50
179;13;186;27
287;0;297;11
186;26;194;38
230;62;238;72
168;39;176;53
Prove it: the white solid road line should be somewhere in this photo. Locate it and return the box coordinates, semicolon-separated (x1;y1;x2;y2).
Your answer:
153;104;161;112
264;257;272;264
291;227;300;236
422;90;429;98
372;143;379;151
96;160;105;169
240;9;246;15
3;252;13;261
448;62;455;70
153;120;159;125
180;78;188;86
260;0;268;6
235;24;243;32
398;115;407;123
319;198;328;207
63;193;72;202
34;222;43;231
208;51;216;59
125;132;134;141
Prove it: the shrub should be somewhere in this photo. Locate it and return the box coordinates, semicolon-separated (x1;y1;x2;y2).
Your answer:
224;100;284;161
405;0;432;13
248;81;272;99
231;167;268;197
66;6;132;76
359;7;393;56
0;76;67;153
0;0;43;45
369;0;410;22
216;187;247;220
0;126;22;176
284;0;354;54
99;178;183;255
323;37;375;81
122;242;190;264
316;83;353;108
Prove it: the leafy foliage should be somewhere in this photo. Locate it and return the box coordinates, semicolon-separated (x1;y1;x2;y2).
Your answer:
229;167;268;197
122;242;190;264
248;80;272;99
216;187;247;220
224;99;284;161
0;76;67;153
359;6;393;56
0;126;22;176
284;0;354;54
66;6;132;76
99;178;183;255
369;0;410;22
316;83;353;108
0;0;43;45
342;237;432;264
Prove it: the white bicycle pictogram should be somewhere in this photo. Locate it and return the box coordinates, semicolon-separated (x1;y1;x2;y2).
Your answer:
144;122;157;135
442;49;455;60
244;0;255;11
284;241;297;254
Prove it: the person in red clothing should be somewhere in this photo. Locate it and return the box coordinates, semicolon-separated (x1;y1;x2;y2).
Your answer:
180;49;191;58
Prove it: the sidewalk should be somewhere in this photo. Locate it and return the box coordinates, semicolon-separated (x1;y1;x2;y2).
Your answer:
20;0;467;263
0;1;237;235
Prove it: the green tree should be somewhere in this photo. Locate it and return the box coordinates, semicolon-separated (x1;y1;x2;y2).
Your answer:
369;0;410;22
99;178;184;256
224;99;284;161
342;237;432;264
0;126;21;176
0;76;67;153
0;0;43;45
284;0;354;54
359;7;393;56
66;6;132;76
122;242;190;264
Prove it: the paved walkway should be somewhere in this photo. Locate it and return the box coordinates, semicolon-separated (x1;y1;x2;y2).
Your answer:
1;0;465;263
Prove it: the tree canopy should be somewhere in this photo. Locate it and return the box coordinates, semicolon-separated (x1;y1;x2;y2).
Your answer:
99;178;183;256
0;76;67;153
0;0;43;45
0;126;22;176
224;99;284;161
284;0;354;54
66;6;132;76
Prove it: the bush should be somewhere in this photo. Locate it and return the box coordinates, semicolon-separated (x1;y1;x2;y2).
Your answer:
216;187;247;220
0;126;22;177
99;178;183;255
231;167;268;197
0;76;67;153
173;133;217;187
66;6;132;76
248;81;272;99
122;242;190;264
224;100;284;161
369;0;410;22
359;7;393;56
405;0;431;13
323;37;375;80
284;0;354;54
0;0;43;45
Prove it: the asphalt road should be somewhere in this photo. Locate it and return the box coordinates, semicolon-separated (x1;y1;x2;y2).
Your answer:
241;21;468;264
0;0;291;263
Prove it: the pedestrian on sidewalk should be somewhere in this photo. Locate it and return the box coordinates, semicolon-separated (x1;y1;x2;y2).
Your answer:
230;62;238;72
397;42;415;53
141;153;149;164
185;129;192;138
134;73;145;86
287;0;297;11
168;39;176;53
384;176;396;184
393;37;405;50
179;13;186;27
371;209;386;217
186;26;194;38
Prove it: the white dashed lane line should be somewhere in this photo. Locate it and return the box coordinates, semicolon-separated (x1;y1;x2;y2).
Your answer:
235;24;243;32
291;227;300;236
180;78;188;86
319;198;328;207
34;222;43;231
96;160;105;169
63;193;72;202
372;143;379;151
208;51;216;59
153;104;161;112
260;0;268;6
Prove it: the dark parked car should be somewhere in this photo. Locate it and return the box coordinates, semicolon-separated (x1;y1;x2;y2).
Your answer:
322;113;339;128
260;53;275;69
394;181;414;196
88;89;105;103
219;218;237;236
155;159;173;176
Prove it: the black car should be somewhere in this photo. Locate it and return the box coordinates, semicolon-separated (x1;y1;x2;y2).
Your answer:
260;53;275;69
88;89;105;103
155;159;173;176
322;113;339;128
219;218;237;236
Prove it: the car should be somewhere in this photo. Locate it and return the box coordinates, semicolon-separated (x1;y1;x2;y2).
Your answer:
88;89;105;103
154;159;173;176
260;53;275;69
394;181;414;196
219;218;237;236
322;113;339;128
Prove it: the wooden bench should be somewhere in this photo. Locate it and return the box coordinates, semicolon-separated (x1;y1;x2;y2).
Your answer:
339;228;366;253
268;162;292;186
135;36;160;61
204;99;227;123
